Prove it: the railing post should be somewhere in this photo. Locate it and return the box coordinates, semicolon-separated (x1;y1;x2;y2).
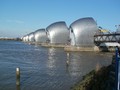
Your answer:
115;47;119;90
16;67;20;86
66;53;70;66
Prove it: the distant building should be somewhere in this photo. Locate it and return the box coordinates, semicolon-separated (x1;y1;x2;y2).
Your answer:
46;21;69;44
69;17;98;47
34;29;48;43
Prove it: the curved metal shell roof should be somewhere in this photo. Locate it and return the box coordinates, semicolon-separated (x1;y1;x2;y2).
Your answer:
25;35;29;42
22;36;26;42
70;17;98;46
46;21;69;44
28;32;34;42
34;29;48;43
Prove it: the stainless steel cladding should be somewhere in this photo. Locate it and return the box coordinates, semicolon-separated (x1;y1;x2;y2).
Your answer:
69;17;98;46
46;21;69;44
24;35;29;42
23;36;26;42
34;29;48;43
28;32;34;42
22;36;25;41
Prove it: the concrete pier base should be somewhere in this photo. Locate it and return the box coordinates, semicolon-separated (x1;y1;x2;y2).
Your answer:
24;41;36;45
23;41;115;52
64;45;100;52
41;43;67;48
24;42;67;48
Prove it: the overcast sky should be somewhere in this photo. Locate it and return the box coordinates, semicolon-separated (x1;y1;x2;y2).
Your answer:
0;0;120;37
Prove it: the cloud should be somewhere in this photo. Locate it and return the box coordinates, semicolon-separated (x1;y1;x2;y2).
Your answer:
6;20;24;24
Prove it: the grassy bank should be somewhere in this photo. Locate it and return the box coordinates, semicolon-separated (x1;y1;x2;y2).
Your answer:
71;65;115;90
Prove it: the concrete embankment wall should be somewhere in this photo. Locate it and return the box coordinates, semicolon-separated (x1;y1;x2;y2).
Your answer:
99;46;116;52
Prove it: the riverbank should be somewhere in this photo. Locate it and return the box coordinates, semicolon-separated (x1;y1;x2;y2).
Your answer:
0;38;21;41
71;64;115;90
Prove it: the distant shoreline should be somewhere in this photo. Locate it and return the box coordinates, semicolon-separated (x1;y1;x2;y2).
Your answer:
0;38;21;41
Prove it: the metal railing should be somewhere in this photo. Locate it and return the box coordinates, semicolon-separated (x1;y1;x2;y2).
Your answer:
94;34;120;46
115;47;120;90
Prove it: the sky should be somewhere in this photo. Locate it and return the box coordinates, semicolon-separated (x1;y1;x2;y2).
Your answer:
0;0;120;38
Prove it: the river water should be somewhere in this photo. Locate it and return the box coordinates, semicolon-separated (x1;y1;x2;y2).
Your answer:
0;40;113;90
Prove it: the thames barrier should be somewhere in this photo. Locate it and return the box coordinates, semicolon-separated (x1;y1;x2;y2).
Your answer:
21;17;120;52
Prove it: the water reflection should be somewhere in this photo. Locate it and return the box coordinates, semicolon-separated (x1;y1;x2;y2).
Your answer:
65;52;113;77
66;53;70;66
16;85;20;90
47;48;56;69
66;52;82;76
0;41;113;90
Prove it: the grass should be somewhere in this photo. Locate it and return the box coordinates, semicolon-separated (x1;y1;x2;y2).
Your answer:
71;65;115;90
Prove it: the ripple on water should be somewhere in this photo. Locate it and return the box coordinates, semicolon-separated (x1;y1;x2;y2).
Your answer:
0;41;112;90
